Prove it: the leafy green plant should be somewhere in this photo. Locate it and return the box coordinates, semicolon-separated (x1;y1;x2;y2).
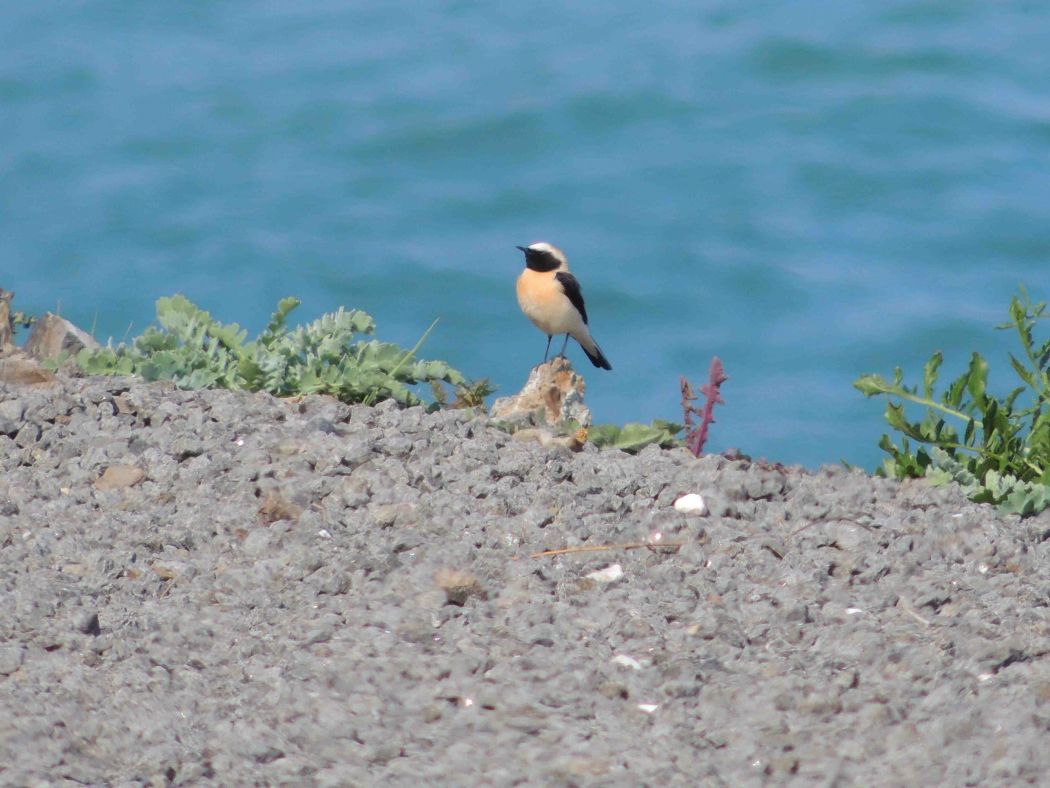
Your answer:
588;420;683;453
73;294;470;407
854;289;1050;516
585;359;727;455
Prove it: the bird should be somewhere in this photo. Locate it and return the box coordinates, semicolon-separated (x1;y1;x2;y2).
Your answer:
515;242;612;370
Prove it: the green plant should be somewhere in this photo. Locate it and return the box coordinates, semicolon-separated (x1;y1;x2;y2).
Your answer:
430;377;496;409
73;294;470;407
854;289;1050;516
588;420;683;453
12;311;35;330
584;360;727;455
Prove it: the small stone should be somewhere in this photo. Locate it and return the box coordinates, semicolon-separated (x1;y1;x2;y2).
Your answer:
14;421;41;447
308;417;339;435
0;645;25;675
742;473;785;501
304;616;339;645
367;742;403;765
113;394;136;415
152;560;193;581
422;705;443;723
770;756;800;775
371;502;415;528
75;610;101;636
241;528;273;556
611;654;643;670
435;569;487;606
800;694;843;716
555;757;612;778
257;491;303;523
376;435;413;457
315;568;351;596
674;493;709;516
597;680;629;700
94;465;146;491
0;399;25;421
340;435;373;468
833;670;860;691
586;564;624;584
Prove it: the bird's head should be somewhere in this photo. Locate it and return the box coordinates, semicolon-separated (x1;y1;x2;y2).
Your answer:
517;242;568;272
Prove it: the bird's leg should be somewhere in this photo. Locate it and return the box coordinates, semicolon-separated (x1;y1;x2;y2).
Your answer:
544;335;552;363
558;334;570;358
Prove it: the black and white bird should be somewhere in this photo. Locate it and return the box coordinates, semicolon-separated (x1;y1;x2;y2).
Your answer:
515;242;612;370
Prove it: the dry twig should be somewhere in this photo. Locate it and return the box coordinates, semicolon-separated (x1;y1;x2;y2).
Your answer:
790;516;877;537
897;597;932;627
530;540;686;559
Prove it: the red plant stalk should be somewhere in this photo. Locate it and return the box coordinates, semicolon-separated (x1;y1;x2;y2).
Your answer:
681;357;727;457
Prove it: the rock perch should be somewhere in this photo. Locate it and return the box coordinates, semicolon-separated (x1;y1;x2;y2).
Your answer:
489;357;591;427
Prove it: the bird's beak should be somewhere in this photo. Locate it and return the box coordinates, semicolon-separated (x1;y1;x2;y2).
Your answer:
516;245;528;253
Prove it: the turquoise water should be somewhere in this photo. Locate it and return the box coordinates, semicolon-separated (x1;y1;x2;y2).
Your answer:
3;2;1048;468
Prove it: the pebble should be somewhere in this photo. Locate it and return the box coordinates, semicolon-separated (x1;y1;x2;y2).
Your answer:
0;645;25;675
611;654;643;671
673;493;709;516
585;564;624;584
94;464;145;491
74;610;102;636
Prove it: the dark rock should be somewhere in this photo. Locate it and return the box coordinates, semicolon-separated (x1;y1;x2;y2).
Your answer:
74;610;101;636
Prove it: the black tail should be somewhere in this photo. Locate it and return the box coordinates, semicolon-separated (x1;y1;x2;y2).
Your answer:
581;340;612;371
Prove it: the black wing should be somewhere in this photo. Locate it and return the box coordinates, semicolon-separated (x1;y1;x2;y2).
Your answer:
555;271;588;324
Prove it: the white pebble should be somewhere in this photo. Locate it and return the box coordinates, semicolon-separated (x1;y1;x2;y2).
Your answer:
611;654;643;671
637;703;659;714
586;564;624;584
673;493;709;516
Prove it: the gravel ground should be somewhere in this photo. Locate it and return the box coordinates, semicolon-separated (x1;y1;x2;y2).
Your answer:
0;375;1047;786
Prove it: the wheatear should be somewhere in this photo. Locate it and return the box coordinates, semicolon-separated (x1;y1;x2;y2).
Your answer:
515;242;612;370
